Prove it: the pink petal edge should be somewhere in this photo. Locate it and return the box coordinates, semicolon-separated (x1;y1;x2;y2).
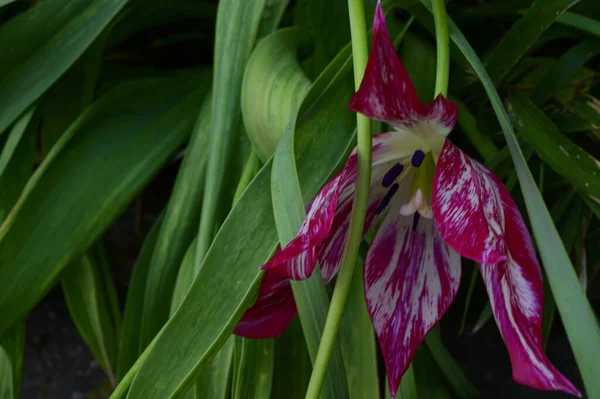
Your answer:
262;133;411;282
432;140;507;265
234;268;297;339
364;211;461;398
480;171;580;396
347;3;458;133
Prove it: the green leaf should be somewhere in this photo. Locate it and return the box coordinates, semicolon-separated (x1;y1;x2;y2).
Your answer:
531;40;600;106
231;338;274;399
195;337;235;399
453;99;498;163
424;327;478;398
0;323;24;399
0;346;13;399
340;258;380;399
472;302;493;334
195;0;266;278
401;32;436;102
0;77;208;334
483;0;580;85
127;38;361;399
62;246;120;385
138;93;212;350
0;108;37;224
556;12;600;39
412;346;452;399
271;319;312;399
508;94;600;206
38;34;106;156
441;10;600;398
395;364;416;399
116;214;163;380
0;107;34;177
0;0;127;136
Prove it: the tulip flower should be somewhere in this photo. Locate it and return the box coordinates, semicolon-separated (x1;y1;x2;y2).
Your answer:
235;4;579;397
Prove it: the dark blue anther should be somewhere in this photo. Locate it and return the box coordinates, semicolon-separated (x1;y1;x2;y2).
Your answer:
411;150;425;167
381;163;403;188
412;213;421;232
376;183;399;214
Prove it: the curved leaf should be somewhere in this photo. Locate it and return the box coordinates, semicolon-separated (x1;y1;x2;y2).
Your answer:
0;76;208;333
0;0;127;135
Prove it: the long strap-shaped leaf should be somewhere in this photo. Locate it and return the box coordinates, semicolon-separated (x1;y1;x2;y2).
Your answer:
0;0;127;136
0;77;208;333
482;0;581;85
439;8;600;398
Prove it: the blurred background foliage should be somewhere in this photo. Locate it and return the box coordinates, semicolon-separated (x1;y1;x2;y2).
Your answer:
0;0;598;398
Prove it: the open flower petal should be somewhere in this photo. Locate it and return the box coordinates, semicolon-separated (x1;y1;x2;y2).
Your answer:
432;140;507;264
479;183;580;396
263;132;419;281
347;3;457;134
365;209;461;398
234;269;297;339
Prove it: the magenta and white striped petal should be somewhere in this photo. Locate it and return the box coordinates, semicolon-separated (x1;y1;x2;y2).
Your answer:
365;211;461;398
347;3;458;134
262;175;342;280
479;180;580;396
234;269;297;339
262;132;416;282
432;140;507;265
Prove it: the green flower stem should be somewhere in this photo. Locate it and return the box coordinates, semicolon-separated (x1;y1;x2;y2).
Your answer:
304;0;372;397
432;0;450;97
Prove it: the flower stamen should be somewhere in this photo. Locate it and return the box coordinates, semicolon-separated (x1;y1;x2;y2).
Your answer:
400;152;435;219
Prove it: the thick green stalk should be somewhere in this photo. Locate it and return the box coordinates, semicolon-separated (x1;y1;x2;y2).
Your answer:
432;0;449;97
304;0;372;397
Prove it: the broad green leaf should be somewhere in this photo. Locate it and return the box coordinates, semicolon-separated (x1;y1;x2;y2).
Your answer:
0;0;127;136
139;93;212;350
0;77;208;334
0;108;37;229
531;40;600;106
117;214;163;380
0;107;34;178
242;28;312;161
483;0;580;85
401;32;436;102
440;9;600;397
271;319;312;399
195;337;235;399
340;258;380;399
231;338;274;399
395;364;416;399
0;346;13;399
0;0;15;9
0;323;24;399
127;36;362;399
194;0;266;281
424;327;478;398
508;94;600;206
63;247;120;385
171;240;236;399
39;34;107;156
